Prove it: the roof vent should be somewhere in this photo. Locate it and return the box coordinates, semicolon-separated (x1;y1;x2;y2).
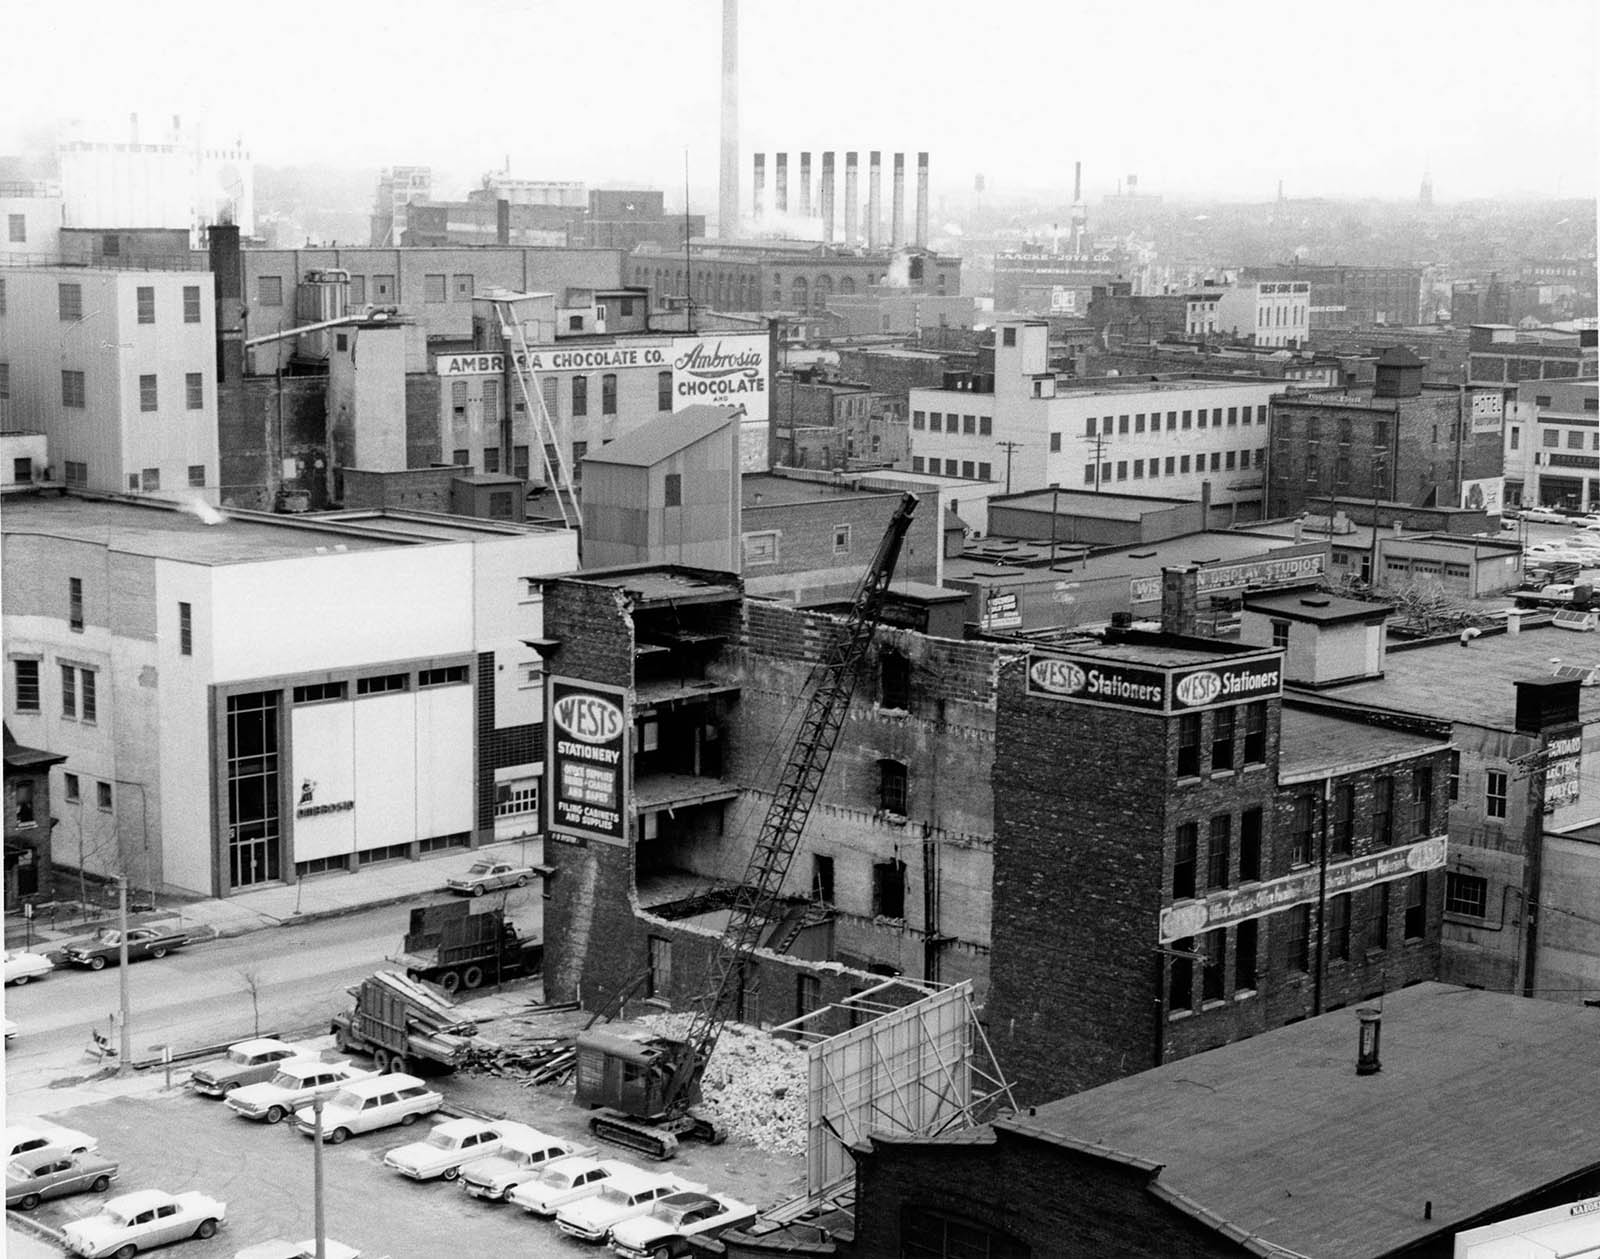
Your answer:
1129;550;1157;559
1301;596;1331;607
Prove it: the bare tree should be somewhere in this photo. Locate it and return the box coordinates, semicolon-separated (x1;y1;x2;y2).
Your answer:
240;968;264;1037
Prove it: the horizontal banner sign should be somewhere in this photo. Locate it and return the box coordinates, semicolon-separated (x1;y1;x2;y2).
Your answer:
1027;650;1282;713
1131;553;1325;605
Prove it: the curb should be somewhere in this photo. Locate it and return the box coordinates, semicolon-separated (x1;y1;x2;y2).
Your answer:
4;1208;67;1247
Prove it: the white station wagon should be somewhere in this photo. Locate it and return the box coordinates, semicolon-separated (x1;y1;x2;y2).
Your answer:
294;1073;441;1144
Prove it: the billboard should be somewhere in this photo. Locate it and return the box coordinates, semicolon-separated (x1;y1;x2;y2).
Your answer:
1130;553;1325;604
1469;390;1504;434
548;678;629;845
1460;476;1505;515
1026;650;1283;713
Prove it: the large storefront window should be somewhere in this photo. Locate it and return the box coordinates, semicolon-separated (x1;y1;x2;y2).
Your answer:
226;691;283;889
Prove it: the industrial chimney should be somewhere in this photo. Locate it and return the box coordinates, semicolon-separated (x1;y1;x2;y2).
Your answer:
915;151;929;248
844;152;859;246
799;152;812;219
753;153;765;222
821;152;836;244
718;0;740;240
867;151;882;250
776;152;788;215
891;152;905;249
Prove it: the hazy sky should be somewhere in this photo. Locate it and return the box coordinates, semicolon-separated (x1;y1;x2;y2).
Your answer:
4;0;1595;205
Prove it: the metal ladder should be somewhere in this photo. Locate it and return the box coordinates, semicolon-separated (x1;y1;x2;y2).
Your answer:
487;296;582;531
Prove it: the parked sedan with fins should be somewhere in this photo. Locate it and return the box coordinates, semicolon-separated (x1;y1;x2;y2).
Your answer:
460;1129;598;1202
190;1039;304;1098
225;1060;373;1124
382;1117;535;1181
609;1191;758;1259
5;1123;98;1158
4;948;53;985
64;927;190;970
6;1149;120;1211
508;1156;633;1217
444;859;535;896
232;1240;360;1259
556;1169;708;1243
62;1188;226;1257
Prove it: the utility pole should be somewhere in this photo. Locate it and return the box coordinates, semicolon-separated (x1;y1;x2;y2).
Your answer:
995;440;1024;494
1081;432;1109;492
312;1094;327;1259
117;875;131;1075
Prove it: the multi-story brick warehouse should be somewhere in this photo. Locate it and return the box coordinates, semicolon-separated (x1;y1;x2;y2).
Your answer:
986;628;1451;1105
1267;348;1506;519
1241;263;1424;329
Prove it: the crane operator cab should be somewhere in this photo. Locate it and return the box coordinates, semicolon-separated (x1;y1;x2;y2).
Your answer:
574;1024;719;1159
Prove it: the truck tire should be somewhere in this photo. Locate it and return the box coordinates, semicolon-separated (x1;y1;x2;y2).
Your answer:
462;966;484;990
390;1054;410;1076
372;1048;391;1073
334;1026;353;1053
439;970;462;995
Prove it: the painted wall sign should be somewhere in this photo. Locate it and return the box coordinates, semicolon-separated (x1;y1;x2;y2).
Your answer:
1459;476;1505;514
1026;650;1281;713
1130;553;1325;604
548;678;628;844
1170;659;1282;709
1159;835;1447;942
983;590;1022;630
1545;732;1582;810
436;346;671;376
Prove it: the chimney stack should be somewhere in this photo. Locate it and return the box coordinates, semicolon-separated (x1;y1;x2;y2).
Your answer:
867;151;882;250
753;153;765;221
821;152;836;244
799;152;812;219
844;152;859;246
776;152;788;215
891;152;905;249
915;151;929;248
1073;160;1082;204
1161;566;1200;637
718;0;739;240
1356;1008;1382;1075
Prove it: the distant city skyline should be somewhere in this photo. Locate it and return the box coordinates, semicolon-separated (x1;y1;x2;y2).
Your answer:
4;0;1596;208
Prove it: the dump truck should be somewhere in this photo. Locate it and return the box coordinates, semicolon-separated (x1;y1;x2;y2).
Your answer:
393;901;543;995
1513;581;1598;612
330;971;482;1075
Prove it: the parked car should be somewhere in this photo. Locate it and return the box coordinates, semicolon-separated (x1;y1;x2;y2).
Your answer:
1520;506;1568;524
460;1129;598;1202
225;1060;374;1125
4;948;54;986
294;1073;442;1144
381;1117;534;1182
232;1241;360;1259
609;1191;758;1259
508;1156;634;1218
4;1018;16;1044
64;927;190;970
444;860;535;897
6;1149;120;1211
4;1123;98;1158
62;1188;226;1258
190;1039;304;1098
557;1169;708;1243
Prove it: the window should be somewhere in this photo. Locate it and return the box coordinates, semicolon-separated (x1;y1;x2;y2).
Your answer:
929;412;942;432
292;682;347;704
912;410;926;430
1374;776;1394;844
978;461;992;479
59;282;83;321
356;673;409;695
658;370;673;411
833;524;851;554
1411;766;1433;836
1002;327;1016;347
257;276;283;306
601;373;617;415
663;473;682;507
742;531;779;565
1173;822;1197;899
1372;882;1390;949
1485;770;1508;819
179;602;192;655
961;460;975;478
1541;428;1560;448
1116;460;1127;481
1332;783;1354;855
139;374;158;412
1168;937;1195;1012
1049;433;1061;452
944;459;957;476
1448;751;1460;802
646;936;672;999
1403;873;1427;939
1207;815;1231;890
812;854;835;904
101;235;120;257
1084;463;1097;485
912;457;924;473
1445;871;1487;917
423;274;446;303
1180;454;1191;473
185;371;204;411
1197;408;1209;428
880;649;911;710
1242;701;1266;764
97;780;113;811
1201;929;1225;1002
1236;918;1259;990
183;285;201;323
1290;794;1314;865
136;286;155;324
571;376;588;416
64;773;80;802
1211;706;1235;771
12;659;40;712
1118;414;1130;434
450;448;470;467
69;577;84;631
62;370;86;408
1135;413;1145;433
879;759;908;815
979;416;992;435
0;362;8;399
64;461;86;486
1177;714;1201;777
141;468;160;492
1287;904;1311;971
567;314;584;332
796;973;822;1019
493;777;538;817
872;858;907;917
7;213;24;243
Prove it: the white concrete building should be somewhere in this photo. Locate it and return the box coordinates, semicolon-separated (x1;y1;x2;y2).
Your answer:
1213;280;1310;348
1503;378;1600;511
0;264;220;500
908;319;1282;521
2;495;578;897
1;181;63;259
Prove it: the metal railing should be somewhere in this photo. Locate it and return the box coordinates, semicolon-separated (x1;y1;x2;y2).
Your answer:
0;250;208;272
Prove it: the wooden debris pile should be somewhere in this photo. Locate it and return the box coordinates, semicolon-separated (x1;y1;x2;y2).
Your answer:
459;1035;575;1085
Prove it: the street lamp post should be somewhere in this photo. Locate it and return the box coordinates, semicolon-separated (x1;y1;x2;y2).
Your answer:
117;875;131;1075
311;1094;327;1259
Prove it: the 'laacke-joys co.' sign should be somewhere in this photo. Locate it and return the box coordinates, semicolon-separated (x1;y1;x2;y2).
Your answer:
548;679;629;844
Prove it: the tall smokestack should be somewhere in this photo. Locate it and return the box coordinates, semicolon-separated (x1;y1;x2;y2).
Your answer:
821;152;836;244
915;151;929;248
867;151;882;250
891;152;905;249
799;152;812;219
776;152;788;215
718;0;739;240
844;151;859;246
1073;161;1082;203
753;153;766;221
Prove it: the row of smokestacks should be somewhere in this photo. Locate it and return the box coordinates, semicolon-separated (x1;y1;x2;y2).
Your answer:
751;151;929;249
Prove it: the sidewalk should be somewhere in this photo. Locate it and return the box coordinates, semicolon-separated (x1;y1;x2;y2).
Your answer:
4;838;543;957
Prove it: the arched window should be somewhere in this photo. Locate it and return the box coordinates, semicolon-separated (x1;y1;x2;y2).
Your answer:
792;275;808;310
840;276;856;296
814;274;833;313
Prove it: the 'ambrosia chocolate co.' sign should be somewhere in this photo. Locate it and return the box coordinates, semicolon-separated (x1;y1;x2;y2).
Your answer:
1026;651;1281;713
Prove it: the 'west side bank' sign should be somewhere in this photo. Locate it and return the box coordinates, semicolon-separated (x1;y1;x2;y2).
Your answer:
1026;651;1283;714
1130;553;1325;605
548;678;629;845
435;334;769;422
1159;835;1447;943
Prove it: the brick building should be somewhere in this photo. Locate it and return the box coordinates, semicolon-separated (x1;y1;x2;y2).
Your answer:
1241;263;1423;329
4;725;63;908
987;626;1451;1105
1267;348;1505;518
773;373;906;471
1501;378;1599;511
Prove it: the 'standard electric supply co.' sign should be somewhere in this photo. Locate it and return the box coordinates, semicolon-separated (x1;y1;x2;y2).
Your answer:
1026;652;1282;713
548;678;628;844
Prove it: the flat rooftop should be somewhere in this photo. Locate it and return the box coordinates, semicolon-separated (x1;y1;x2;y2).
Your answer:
742;474;900;508
568;565;741;607
945;530;1313;588
1278;706;1449;781
995;489;1189;520
1065;635;1263;669
1324;624;1600;730
1003;983;1600;1258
